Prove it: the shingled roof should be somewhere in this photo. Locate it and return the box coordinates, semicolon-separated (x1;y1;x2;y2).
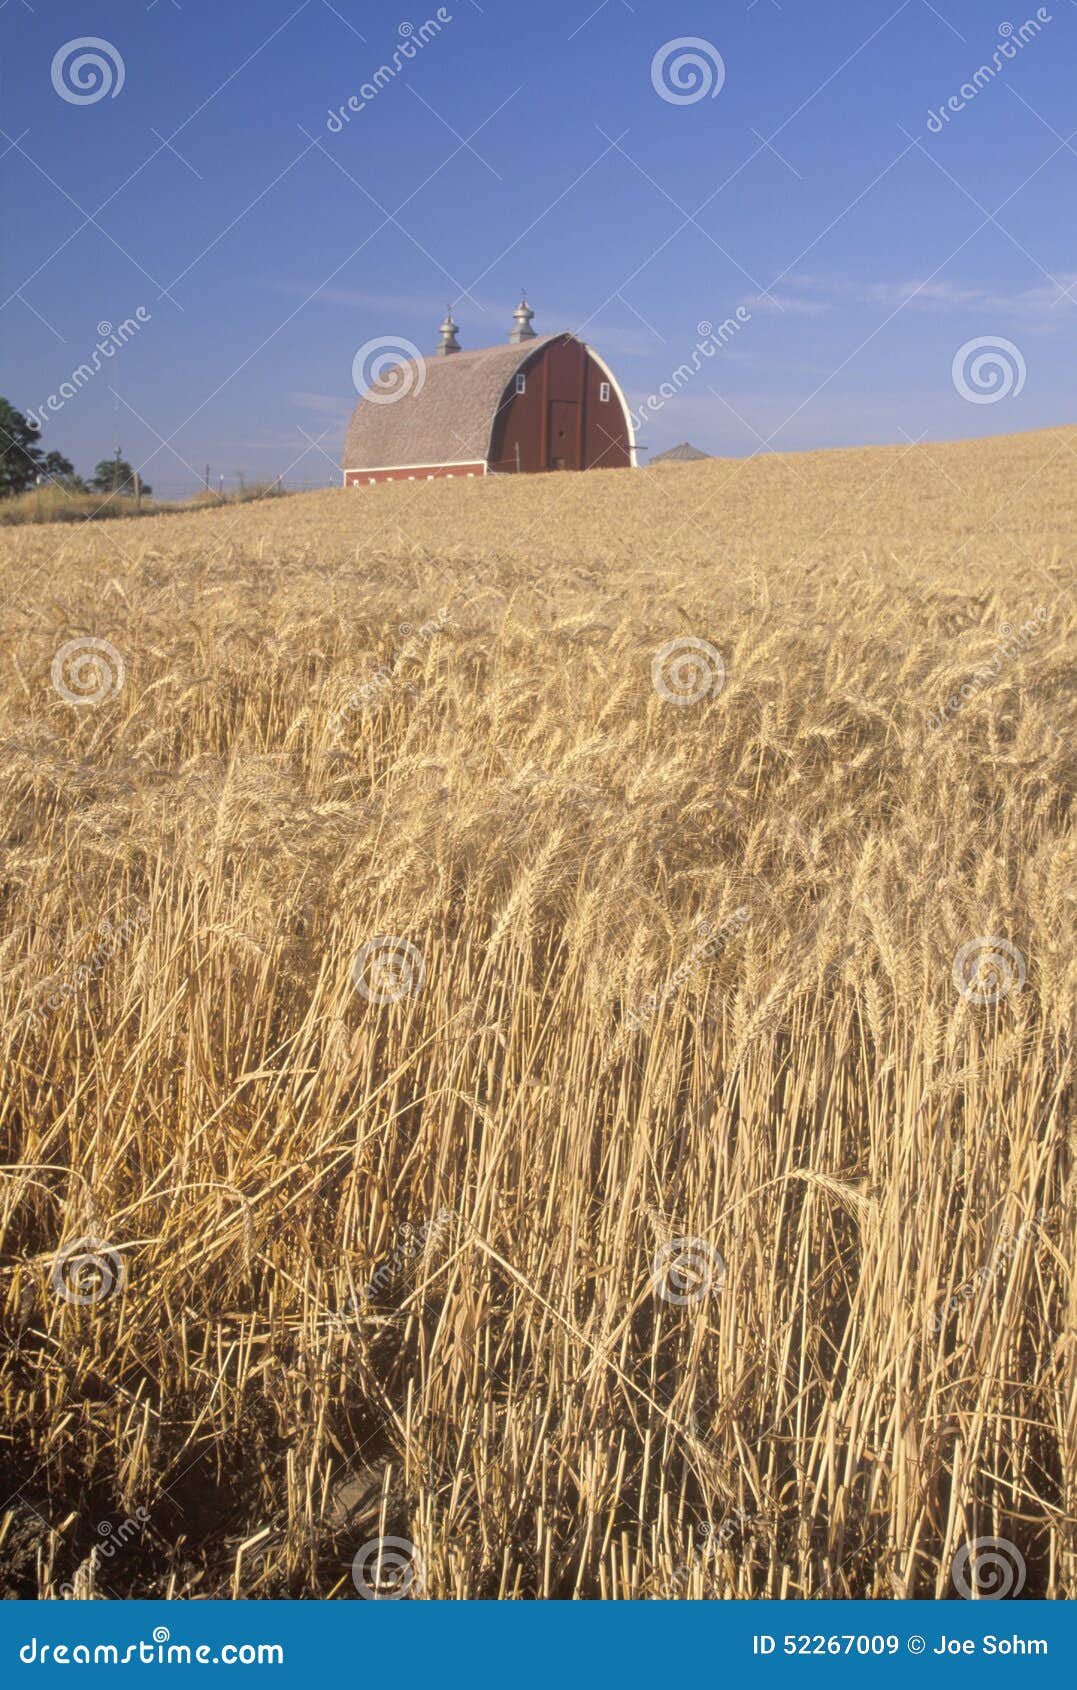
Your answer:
342;334;563;472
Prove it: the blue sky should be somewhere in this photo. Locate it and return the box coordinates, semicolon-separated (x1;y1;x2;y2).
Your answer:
3;0;1075;492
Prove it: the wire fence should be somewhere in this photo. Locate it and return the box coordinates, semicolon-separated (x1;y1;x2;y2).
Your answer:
144;473;340;501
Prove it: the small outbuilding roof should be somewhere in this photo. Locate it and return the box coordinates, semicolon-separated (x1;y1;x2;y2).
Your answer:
342;333;563;472
649;441;711;463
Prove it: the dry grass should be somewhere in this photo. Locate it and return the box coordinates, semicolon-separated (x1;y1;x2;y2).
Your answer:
0;482;290;526
0;425;1073;1600
0;488;171;526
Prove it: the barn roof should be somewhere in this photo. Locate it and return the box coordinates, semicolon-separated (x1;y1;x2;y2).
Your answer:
342;333;564;472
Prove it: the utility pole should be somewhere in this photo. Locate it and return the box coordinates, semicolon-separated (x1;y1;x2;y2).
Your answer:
204;463;211;493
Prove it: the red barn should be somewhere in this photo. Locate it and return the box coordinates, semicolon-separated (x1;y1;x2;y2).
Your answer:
342;299;636;485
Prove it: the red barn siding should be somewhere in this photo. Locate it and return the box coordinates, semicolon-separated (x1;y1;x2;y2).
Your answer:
488;336;631;474
581;350;631;470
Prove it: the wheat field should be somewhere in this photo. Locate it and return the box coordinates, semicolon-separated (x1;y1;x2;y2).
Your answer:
0;426;1073;1601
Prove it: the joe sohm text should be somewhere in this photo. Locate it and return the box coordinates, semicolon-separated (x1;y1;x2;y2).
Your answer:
751;1633;1048;1657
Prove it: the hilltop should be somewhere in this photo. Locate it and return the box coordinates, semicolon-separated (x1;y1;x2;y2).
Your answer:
4;423;1074;587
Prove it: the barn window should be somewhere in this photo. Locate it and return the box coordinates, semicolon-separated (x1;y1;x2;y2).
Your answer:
599;381;611;403
515;373;527;394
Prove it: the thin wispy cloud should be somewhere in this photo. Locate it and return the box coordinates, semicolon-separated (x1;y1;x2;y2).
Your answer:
741;293;831;317
743;272;1077;326
290;390;352;416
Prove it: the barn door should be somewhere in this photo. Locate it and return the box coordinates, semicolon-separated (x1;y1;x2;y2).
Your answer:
547;400;578;470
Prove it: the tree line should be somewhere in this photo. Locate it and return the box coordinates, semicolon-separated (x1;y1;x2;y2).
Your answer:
0;398;152;499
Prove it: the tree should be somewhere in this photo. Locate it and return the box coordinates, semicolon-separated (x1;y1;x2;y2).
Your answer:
0;398;44;496
90;458;151;498
40;451;85;491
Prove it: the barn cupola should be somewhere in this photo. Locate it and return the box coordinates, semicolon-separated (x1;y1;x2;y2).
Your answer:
436;307;461;356
509;295;536;343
